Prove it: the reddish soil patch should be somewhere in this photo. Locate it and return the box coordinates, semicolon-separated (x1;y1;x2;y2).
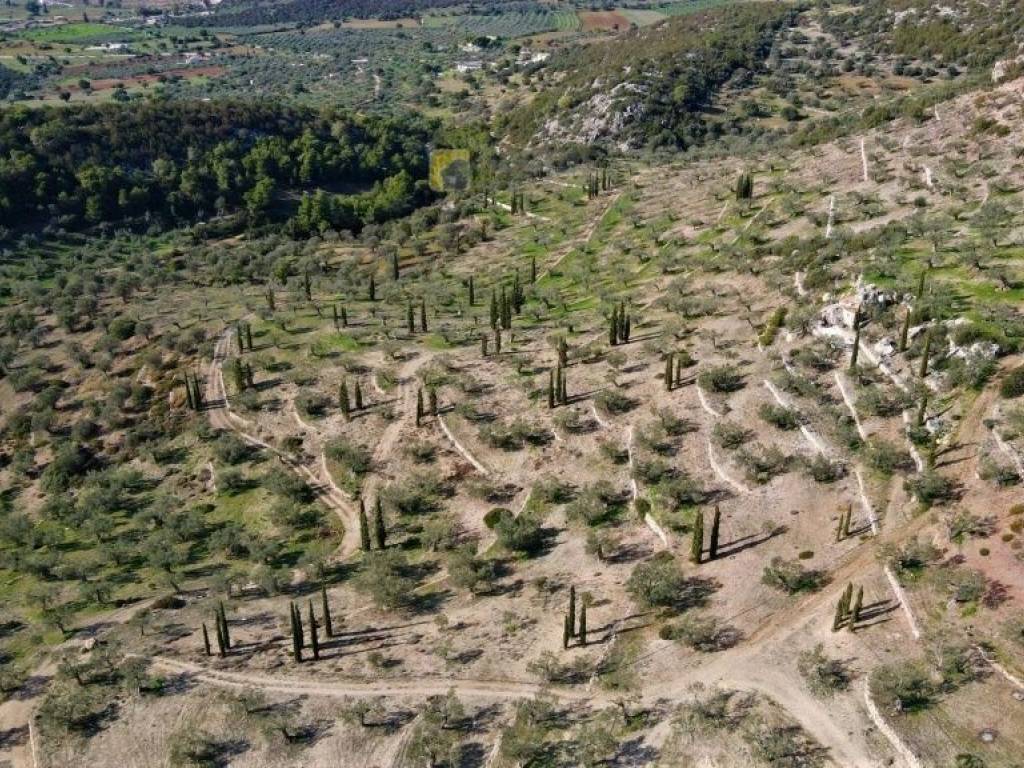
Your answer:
578;10;630;31
71;65;225;91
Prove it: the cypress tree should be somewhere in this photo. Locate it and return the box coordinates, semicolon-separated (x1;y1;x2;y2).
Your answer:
354;381;364;411
558;338;568;368
530;254;537;284
916;392;928;428
303;272;312;301
835;511;845;542
332;304;339;329
622;311;631;342
831;596;845;632
481;335;488;357
579;602;587;646
358;500;371;552
392;251;400;281
369;274;376;301
321;584;333;638
898;306;911;352
294;601;304;650
848;586;863;631
468;275;475;306
664;353;673;391
709;506;721;560
494;328;501;354
842;506;852;538
562;613;571;650
489;291;498;329
568;585;577;637
308;600;320;660
420;300;428;333
690;510;704;565
184;376;195;410
416;388;424;427
850;306;862;370
214;613;226;657
559;367;567;405
609;307;618;346
429;388;438;416
218;602;230;649
548;370;555;409
202;623;211;656
266;287;275;311
916;266;928;301
340;381;350;420
246;322;253;351
290;603;303;663
340;306;348;327
919;329;932;378
407;303;415;334
374;499;386;549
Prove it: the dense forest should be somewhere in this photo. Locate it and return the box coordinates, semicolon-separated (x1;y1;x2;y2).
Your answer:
0;65;25;100
499;3;797;148
0;101;437;237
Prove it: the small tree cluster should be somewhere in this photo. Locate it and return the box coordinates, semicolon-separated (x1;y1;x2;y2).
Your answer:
609;302;631;346
831;583;864;632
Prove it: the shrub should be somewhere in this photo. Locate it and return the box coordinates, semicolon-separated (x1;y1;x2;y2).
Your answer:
593;389;636;415
758;403;800;430
863;439;913;475
325;438;372;476
698;366;745;393
737;444;791;484
805;455;846;483
354;550;417;609
797;644;851;696
904;471;958;505
712;421;751;450
296;391;331;417
871;662;939;714
660;613;740;652
483;507;512;529
761;557;828;594
1000;365;1024;398
626;552;716;611
495;514;545;556
212;433;252;465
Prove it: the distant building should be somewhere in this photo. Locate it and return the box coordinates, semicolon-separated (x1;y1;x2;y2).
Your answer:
455;60;482;73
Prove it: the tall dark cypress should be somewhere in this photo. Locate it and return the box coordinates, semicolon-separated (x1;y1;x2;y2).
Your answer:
392;251;400;281
358;499;371;551
548;370;555;409
407;303;415;334
354;381;363;411
420;300;428;333
664;353;673;391
709;506;721;561
201;623;211;656
899;306;911;352
214;613;226;657
568;585;577;638
218;602;230;649
308;600;320;660
369;274;376;301
332;304;339;329
530;255;537;284
578;602;587;646
290;602;303;663
416;388;424;427
609;306;619;346
340;381;350;420
468;275;475;306
374;499;387;549
321;585;333;638
690;510;704;565
490;291;498;329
